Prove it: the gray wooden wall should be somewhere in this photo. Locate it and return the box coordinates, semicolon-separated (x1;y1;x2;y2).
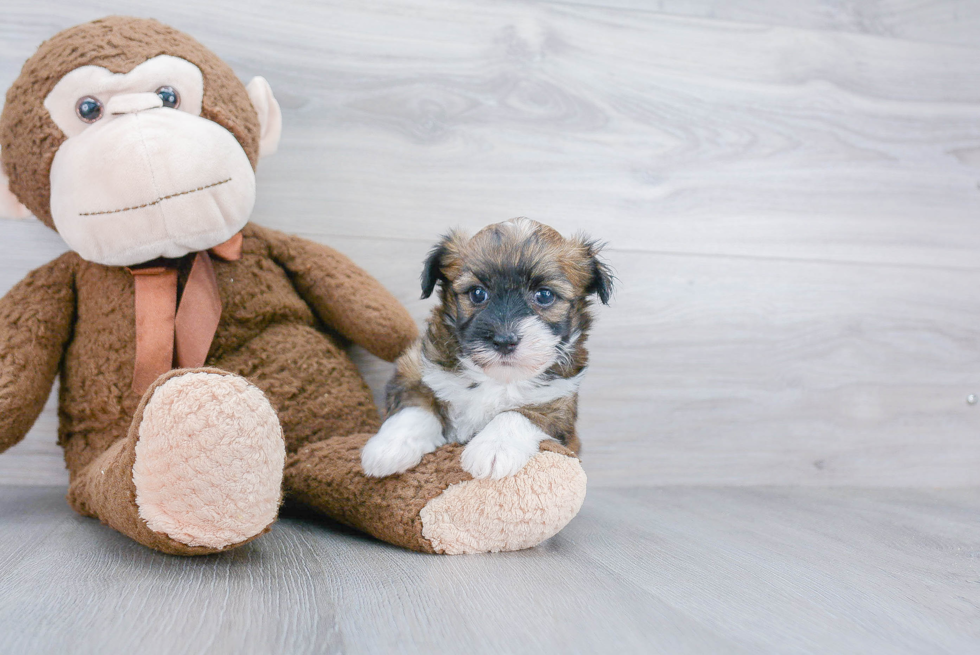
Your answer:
1;0;978;487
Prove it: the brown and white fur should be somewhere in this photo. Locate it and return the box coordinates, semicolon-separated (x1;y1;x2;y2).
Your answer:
361;218;613;479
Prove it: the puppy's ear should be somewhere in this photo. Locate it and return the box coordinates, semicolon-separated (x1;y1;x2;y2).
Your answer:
588;254;615;304
420;242;449;299
575;236;615;305
420;231;465;299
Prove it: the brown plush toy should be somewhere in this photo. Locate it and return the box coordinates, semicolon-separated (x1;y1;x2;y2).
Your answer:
0;17;586;556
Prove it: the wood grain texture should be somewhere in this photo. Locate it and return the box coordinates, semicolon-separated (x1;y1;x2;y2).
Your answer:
1;485;978;654
542;0;980;48
1;0;979;486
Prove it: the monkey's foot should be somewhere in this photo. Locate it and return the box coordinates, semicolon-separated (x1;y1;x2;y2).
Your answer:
285;436;586;554
132;370;285;549
419;441;587;554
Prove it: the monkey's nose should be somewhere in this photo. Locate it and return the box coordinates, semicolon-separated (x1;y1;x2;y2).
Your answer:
491;332;521;355
106;93;164;116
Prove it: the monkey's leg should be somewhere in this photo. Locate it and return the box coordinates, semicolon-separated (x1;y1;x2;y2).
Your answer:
211;323;382;455
67;368;285;555
284;434;587;554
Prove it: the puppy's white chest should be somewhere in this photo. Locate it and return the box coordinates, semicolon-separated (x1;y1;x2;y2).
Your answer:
446;381;526;443
422;362;583;443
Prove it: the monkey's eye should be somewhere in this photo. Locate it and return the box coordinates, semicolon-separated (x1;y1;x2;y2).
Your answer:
155;86;180;109
534;288;556;306
468;287;488;305
75;96;104;123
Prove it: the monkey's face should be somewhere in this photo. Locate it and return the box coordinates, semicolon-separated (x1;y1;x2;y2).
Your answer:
42;55;256;266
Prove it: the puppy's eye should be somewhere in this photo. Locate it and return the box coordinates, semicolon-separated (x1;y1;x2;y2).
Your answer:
155;86;180;109
468;287;488;305
75;96;104;123
534;288;556;306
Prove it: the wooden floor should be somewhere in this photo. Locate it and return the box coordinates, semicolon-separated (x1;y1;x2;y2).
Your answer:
2;1;979;653
1;485;978;654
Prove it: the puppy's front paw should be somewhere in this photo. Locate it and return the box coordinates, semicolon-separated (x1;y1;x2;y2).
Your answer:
361;407;445;477
461;412;548;479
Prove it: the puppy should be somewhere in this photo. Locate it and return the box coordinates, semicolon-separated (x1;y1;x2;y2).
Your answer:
361;218;613;479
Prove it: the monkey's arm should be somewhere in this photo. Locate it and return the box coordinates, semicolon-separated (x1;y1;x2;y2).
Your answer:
251;224;418;362
0;253;77;454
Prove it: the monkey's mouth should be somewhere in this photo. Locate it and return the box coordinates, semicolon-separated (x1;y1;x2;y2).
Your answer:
78;178;232;217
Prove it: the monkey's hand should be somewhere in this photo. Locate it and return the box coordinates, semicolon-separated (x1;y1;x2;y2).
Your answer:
361;407;445;477
0;253;77;454
462;412;551;479
253;224;418;362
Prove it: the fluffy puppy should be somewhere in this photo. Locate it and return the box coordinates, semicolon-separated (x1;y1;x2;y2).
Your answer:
361;218;613;479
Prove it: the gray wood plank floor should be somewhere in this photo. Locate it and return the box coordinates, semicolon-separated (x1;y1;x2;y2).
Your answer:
1;485;978;654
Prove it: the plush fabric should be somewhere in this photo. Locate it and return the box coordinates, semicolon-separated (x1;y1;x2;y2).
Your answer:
0;252;76;453
48;106;255;265
284;434;586;554
0;16;261;229
285;434;471;553
1;222;418;553
43;55;204;137
48;223;414;476
133;370;285;549
0;166;31;218
65;368;269;556
0;17;589;557
420;448;588;554
245;77;281;158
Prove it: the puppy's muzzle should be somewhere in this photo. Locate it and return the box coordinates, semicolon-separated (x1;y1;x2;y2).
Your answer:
490;331;521;355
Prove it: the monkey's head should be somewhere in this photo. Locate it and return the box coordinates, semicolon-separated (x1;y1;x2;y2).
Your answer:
0;17;281;266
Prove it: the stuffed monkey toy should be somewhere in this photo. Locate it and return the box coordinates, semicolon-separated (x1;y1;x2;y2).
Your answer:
0;17;586;555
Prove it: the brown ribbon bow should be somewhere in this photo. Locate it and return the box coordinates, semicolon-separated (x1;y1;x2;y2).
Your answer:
127;232;243;394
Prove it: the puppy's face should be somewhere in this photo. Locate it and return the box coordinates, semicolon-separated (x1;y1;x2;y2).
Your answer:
422;218;613;382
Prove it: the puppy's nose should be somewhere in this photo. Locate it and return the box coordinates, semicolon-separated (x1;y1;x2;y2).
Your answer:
491;332;520;354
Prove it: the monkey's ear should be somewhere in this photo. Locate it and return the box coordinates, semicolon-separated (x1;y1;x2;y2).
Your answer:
246;77;282;159
0;154;31;220
420;232;464;299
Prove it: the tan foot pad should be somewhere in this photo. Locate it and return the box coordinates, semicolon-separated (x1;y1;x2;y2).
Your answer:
419;451;587;554
133;372;285;549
